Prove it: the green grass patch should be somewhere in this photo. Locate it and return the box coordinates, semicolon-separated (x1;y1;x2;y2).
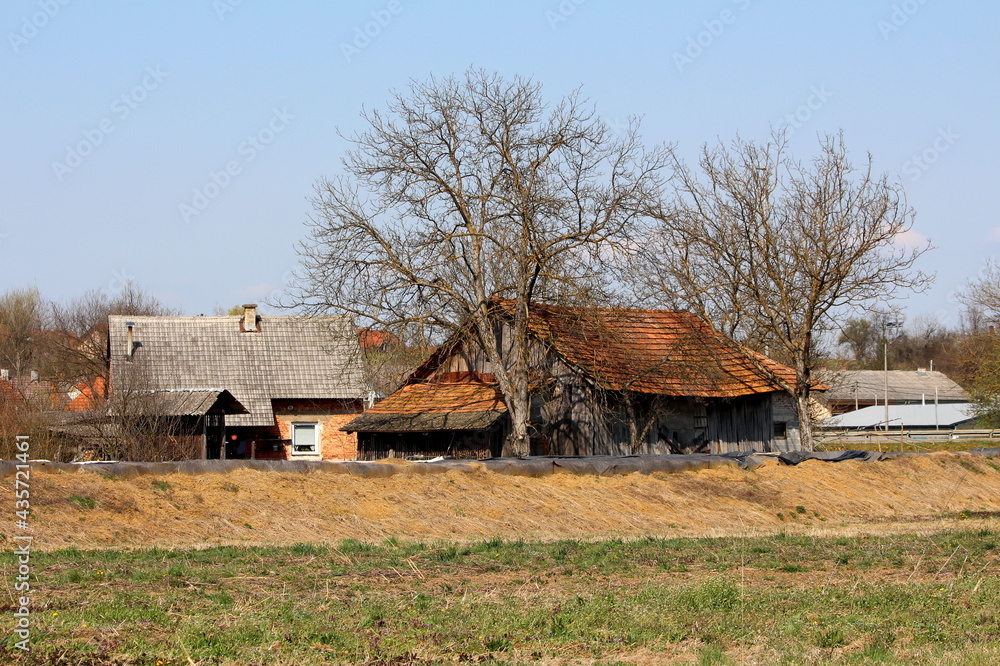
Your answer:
815;439;999;453
2;529;999;664
66;495;95;510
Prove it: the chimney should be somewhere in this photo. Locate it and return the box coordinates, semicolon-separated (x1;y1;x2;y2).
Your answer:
241;304;260;332
126;322;136;358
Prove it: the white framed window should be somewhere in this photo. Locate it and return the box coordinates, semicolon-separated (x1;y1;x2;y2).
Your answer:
291;423;319;456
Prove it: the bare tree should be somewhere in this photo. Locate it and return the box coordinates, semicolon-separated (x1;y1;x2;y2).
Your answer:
0;287;48;381
836;317;883;368
46;281;178;396
640;132;932;449
954;261;1000;421
290;69;668;455
97;358;194;461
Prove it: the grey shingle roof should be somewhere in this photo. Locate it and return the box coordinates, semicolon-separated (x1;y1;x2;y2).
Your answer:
129;389;249;417
108;314;366;427
820;370;968;404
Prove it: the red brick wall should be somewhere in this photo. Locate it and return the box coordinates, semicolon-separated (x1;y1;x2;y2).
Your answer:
271;399;362;461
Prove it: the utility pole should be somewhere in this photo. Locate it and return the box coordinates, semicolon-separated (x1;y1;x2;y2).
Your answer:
883;319;901;432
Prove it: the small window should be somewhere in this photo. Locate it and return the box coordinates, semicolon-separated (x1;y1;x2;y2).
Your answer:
773;421;787;439
291;423;318;455
693;405;707;429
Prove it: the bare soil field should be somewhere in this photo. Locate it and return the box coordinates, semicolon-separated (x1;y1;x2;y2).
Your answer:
7;452;1000;550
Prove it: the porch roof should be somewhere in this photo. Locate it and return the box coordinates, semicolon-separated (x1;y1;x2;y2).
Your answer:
343;381;507;433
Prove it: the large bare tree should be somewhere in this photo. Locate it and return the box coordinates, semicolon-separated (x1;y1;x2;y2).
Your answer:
640;132;932;449
290;70;667;455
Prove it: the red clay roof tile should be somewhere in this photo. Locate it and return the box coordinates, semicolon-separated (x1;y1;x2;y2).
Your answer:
366;381;506;416
517;303;797;398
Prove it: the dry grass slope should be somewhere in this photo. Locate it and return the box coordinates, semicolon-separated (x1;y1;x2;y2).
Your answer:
7;452;1000;550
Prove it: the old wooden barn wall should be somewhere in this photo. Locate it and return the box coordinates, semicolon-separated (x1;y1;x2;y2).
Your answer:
705;393;774;453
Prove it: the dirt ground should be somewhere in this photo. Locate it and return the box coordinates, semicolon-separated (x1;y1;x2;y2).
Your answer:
6;452;1000;550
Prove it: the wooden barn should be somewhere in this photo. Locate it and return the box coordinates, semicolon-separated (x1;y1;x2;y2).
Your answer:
343;303;809;459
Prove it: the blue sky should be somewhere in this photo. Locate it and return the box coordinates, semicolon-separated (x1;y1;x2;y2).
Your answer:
2;1;997;330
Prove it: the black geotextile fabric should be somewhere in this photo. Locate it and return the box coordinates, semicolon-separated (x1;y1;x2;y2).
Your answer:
778;450;884;465
476;454;753;477
2;447;998;478
0;453;760;478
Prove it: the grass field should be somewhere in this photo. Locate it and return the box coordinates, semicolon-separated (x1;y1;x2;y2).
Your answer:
3;528;1000;665
5;454;1000;663
814;440;999;454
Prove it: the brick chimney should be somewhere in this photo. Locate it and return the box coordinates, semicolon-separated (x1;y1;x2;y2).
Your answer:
241;304;260;332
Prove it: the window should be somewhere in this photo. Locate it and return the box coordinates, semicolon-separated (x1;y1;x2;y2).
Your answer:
693;405;707;429
773;421;787;439
291;423;318;455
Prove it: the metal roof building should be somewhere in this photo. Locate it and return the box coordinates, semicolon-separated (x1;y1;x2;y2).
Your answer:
820;402;977;430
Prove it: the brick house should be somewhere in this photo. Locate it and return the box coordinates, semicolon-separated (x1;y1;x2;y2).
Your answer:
107;305;367;460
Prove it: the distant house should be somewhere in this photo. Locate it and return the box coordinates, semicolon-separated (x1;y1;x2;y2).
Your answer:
357;328;402;354
344;303;812;459
106;305;368;460
66;375;108;411
818;369;968;416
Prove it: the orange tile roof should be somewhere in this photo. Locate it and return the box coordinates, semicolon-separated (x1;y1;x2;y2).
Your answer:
366;381;506;416
518;303;797;398
357;328;401;349
66;375;107;412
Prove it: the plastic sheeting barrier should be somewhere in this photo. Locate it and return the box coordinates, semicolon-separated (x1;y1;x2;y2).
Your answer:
1;447;998;479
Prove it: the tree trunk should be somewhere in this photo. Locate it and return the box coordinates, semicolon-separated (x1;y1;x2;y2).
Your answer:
500;302;532;458
502;406;530;457
794;389;814;451
500;358;532;457
794;353;815;451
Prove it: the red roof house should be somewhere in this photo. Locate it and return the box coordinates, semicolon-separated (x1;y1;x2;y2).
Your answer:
345;303;809;459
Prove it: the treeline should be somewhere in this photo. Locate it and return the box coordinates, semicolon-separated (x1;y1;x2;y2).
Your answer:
823;279;1000;426
0;282;175;459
